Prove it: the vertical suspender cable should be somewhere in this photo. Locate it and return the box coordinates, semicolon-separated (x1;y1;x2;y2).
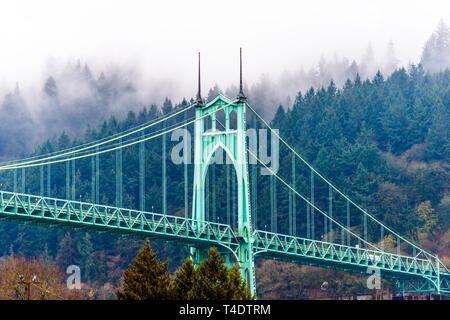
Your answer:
272;174;277;233
329;185;333;242
116;143;119;206
66;162;70;199
292;155;296;236
95;147;99;204
311;169;314;240
13;168;17;193
226;162;230;226
347;199;350;246
205;169;209;221
139;131;145;212
306;197;310;238
364;214;368;248
116;139;123;207
270;174;274;233
289;183;292;235
212;165;216;223
119;138;123;207
91;156;95;202
47;164;51;197
71;160;75;200
324;204;328;242
162;121;167;214
40;166;44;196
21;168;25;193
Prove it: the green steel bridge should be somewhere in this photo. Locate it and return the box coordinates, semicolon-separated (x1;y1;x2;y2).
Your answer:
0;51;448;297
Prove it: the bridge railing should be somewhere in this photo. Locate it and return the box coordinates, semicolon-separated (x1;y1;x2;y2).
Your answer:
0;191;240;249
252;230;442;279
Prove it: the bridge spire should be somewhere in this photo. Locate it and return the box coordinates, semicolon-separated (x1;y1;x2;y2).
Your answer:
196;52;203;107
238;47;246;102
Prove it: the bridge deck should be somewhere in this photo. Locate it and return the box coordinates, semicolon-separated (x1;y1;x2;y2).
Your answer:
252;231;450;294
0;191;240;253
0;191;448;294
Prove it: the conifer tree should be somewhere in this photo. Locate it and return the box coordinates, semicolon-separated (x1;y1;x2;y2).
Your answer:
188;248;229;300
228;265;253;300
55;232;78;268
76;233;95;281
187;247;253;300
116;240;172;300
171;257;197;300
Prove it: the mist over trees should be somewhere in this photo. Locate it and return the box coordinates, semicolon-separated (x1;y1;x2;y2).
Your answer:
421;19;450;73
208;21;449;120
0;19;447;159
0;60;178;159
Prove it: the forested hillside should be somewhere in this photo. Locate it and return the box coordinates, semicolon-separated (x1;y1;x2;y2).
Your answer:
257;66;449;298
0;63;447;299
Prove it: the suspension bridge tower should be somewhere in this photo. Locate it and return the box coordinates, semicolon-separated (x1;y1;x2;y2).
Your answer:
190;49;256;295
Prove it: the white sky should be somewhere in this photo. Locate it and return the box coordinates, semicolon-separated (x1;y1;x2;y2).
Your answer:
0;0;449;98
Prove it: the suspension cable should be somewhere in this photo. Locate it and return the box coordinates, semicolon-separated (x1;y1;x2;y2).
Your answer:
0;103;194;167
1;100;237;170
246;102;439;262
0;103;195;169
213;116;380;252
248;148;382;252
0;114;196;169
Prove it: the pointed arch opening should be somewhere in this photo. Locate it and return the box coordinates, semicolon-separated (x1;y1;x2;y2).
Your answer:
229;110;238;130
215;108;226;131
204;114;212;131
203;147;239;233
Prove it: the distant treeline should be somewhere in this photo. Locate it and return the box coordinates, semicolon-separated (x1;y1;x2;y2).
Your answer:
0;65;448;298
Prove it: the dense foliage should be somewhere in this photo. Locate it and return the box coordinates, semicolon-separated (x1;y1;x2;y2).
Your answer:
0;64;447;299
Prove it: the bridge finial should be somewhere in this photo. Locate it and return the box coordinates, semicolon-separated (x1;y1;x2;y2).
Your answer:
196;52;203;107
238;47;246;102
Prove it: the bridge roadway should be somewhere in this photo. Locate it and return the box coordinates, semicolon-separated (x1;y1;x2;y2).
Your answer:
0;191;448;294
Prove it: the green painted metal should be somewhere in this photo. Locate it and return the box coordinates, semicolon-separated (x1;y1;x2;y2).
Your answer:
139;132;145;212
328;185;332;243
21;168;25;193
66;162;70;199
184;109;189;219
95;147;99;204
162;122;167;214
190;94;256;295
116;139;123;208
292;155;296;236
270;174;277;233
71;160;75;200
0;190;241;257
47;164;51;197
40;166;44;196
252;230;450;295
91;156;95;203
310;169;314;240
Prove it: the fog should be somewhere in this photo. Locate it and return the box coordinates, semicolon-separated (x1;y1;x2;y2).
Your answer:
0;1;448;156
